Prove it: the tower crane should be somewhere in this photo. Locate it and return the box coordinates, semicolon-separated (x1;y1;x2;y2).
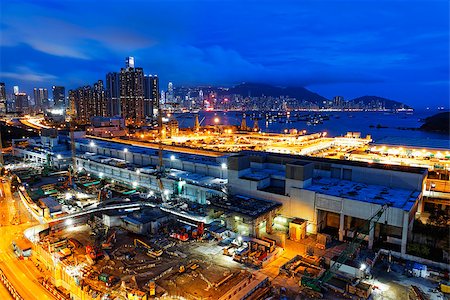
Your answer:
301;203;391;292
67;92;77;186
156;93;169;202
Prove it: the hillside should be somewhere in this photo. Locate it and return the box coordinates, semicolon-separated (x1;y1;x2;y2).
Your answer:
349;95;412;110
420;112;450;133
225;82;328;103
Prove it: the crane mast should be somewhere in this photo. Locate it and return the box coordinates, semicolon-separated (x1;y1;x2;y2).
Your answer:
68;93;77;185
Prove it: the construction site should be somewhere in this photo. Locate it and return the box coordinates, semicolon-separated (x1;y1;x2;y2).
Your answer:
4;102;449;300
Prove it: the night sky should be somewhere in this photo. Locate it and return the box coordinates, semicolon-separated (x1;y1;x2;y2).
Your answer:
0;0;448;108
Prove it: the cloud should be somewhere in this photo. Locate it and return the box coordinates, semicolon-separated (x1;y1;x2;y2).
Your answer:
0;66;57;82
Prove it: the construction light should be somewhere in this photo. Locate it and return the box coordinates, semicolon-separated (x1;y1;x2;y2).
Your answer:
57;154;62;159
136;169;140;174
99;172;104;178
132;181;138;187
65;219;73;226
221;163;227;169
163;189;170;196
360;263;367;271
170;155;176;161
214;117;220;124
89;141;95;147
124;148;128;153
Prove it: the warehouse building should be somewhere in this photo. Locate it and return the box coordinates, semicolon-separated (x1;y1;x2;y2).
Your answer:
227;151;427;254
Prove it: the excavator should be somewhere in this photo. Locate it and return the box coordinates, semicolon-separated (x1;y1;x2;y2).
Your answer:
101;230;117;250
134;239;163;257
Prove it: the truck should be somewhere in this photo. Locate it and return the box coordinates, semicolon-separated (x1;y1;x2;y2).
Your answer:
98;273;118;287
233;245;249;262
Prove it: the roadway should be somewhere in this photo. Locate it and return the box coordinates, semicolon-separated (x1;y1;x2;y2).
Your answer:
0;180;56;300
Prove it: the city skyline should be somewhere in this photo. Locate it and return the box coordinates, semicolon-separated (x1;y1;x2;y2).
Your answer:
0;0;448;108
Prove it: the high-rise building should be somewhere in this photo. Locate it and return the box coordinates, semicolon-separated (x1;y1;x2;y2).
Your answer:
333;96;344;108
13;86;19;95
70;80;106;124
125;56;135;68
144;75;159;118
0;83;6;114
167;82;174;103
120;58;144;126
52;86;66;108
14;92;29;112
33;87;49;110
93;80;107;117
106;72;121;116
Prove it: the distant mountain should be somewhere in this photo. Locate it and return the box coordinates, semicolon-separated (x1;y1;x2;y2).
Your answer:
224;82;329;103
349;95;412;110
420;112;450;133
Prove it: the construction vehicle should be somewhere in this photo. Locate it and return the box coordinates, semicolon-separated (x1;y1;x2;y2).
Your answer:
86;244;103;260
170;232;189;242
101;230;116;250
134;239;163;257
301;203;391;292
191;222;205;240
98;273;118;287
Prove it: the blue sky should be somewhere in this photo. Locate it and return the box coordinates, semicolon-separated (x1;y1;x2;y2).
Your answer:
0;0;448;108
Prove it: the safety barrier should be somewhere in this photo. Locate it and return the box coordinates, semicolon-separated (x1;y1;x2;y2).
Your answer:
0;268;24;300
40;279;69;300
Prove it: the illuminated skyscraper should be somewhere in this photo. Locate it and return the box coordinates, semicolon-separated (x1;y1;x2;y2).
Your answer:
167;82;174;103
0;83;6;114
106;72;121;116
52;86;66;108
125;56;135;68
14;92;29;112
33;87;49;110
120;57;144;126
93;80;107;117
144;75;159;118
70;80;106;124
13;86;19;95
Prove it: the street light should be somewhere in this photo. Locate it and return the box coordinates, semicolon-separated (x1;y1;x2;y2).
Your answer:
214;117;220;124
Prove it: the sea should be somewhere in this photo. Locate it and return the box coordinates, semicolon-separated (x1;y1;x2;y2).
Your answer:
174;109;450;149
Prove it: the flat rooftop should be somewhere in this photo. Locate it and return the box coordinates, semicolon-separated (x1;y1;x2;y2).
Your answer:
168;169;227;189
240;151;428;175
241;168;285;181
77;138;227;167
209;195;281;218
305;177;420;211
